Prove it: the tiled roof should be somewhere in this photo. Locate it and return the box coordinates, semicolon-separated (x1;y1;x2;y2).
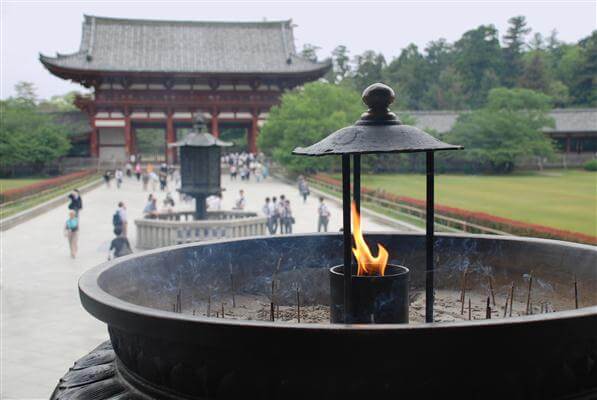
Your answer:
40;15;330;75
406;109;597;134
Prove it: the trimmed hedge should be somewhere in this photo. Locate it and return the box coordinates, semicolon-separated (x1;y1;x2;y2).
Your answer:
583;159;597;171
312;173;597;245
0;170;96;204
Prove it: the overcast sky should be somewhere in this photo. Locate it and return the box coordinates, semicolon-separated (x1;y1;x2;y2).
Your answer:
1;0;595;100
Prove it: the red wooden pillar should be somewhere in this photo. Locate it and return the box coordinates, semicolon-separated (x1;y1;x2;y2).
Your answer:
566;134;571;153
249;113;259;153
211;111;220;137
124;114;132;157
130;125;137;157
89;116;99;158
166;111;176;164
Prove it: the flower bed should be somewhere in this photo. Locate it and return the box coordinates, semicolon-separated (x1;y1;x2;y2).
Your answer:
312;173;597;245
0;170;97;204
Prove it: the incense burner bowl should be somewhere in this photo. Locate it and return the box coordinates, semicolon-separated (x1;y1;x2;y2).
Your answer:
52;233;597;399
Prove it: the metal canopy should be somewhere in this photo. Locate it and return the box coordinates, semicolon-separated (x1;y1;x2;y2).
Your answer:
168;114;233;148
169;132;233;148
292;83;462;156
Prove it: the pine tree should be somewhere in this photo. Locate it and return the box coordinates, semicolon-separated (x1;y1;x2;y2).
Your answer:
502;16;531;87
520;52;549;92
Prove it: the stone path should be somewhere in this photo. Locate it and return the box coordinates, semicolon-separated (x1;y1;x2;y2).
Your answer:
1;174;399;399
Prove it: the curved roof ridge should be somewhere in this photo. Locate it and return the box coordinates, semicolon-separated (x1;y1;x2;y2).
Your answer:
40;15;331;78
82;14;292;27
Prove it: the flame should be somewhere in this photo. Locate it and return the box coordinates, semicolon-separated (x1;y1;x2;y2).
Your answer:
351;202;389;276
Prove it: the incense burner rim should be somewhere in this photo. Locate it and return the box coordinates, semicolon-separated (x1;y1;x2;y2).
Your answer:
79;232;597;335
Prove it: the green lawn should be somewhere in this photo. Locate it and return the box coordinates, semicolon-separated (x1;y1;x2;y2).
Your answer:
0;175;100;219
0;178;45;192
332;170;597;236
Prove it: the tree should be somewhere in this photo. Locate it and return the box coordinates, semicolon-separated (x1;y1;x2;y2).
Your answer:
300;44;321;62
331;45;351;83
257;82;362;173
453;25;503;107
0;99;71;173
446;88;555;173
426;66;469;109
502;16;531;87
38;91;81;112
520;52;549;92
528;32;545;51
570;31;597;106
351;50;386;92
384;44;430;109
13;81;38;105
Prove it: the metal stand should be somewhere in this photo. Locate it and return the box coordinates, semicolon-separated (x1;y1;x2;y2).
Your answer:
342;155;352;323
353;154;361;214
194;194;207;220
425;151;435;323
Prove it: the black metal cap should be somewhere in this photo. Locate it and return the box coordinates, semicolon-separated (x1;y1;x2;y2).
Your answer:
292;83;463;156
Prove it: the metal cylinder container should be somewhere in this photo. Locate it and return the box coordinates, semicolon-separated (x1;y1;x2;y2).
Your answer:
329;264;409;324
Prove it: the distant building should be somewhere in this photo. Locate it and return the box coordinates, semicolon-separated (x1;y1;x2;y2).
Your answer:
41;16;330;163
406;109;597;155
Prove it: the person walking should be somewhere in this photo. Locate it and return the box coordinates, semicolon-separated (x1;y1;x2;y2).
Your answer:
64;210;79;259
277;195;287;234
67;189;83;217
234;189;246;210
283;199;294;234
135;162;142;181
298;176;310;203
159;169;168;191
125;162;133;178
262;197;275;234
108;228;132;260
141;170;150;191
115;168;124;189
317;197;330;232
143;195;158;218
149;170;159;192
113;201;128;236
103;170;112;188
269;196;278;234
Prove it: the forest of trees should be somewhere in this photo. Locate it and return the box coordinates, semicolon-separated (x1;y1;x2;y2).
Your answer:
303;16;596;110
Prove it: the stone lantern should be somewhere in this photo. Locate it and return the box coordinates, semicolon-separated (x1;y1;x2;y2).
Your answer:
169;114;232;219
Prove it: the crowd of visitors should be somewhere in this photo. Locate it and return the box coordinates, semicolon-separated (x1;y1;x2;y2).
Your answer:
224;152;268;182
261;194;295;234
63;153;338;258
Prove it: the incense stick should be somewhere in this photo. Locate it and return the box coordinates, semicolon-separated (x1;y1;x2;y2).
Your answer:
503;291;510;318
296;287;301;323
509;282;515;317
574;274;579;309
526;273;533;315
488;276;496;306
207;295;211;317
230;272;236;308
460;269;468;315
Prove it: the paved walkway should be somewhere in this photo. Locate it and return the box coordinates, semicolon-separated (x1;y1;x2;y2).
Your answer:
1;174;398;399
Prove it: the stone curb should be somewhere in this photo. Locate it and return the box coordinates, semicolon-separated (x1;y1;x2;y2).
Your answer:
0;178;103;232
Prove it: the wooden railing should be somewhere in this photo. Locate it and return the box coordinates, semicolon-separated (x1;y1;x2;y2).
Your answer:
135;210;268;249
307;177;511;236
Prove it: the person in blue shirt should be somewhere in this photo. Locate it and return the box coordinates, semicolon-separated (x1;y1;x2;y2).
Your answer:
64;210;79;258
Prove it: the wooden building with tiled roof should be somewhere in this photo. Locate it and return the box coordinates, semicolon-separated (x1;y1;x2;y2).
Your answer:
40;15;331;162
